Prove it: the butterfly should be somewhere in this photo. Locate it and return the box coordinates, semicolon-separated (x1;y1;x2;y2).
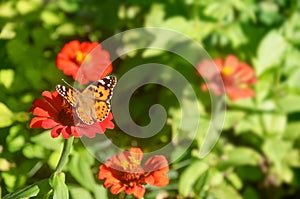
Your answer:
56;76;117;125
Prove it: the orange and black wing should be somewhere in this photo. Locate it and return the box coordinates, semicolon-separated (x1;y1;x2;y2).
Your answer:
56;85;79;107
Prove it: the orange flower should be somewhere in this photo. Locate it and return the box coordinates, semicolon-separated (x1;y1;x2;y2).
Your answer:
56;40;113;84
29;91;114;138
98;148;169;199
197;54;257;101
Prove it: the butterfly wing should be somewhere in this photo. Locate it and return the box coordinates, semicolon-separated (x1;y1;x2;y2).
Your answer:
56;85;79;107
76;101;95;124
56;76;117;124
83;76;117;122
94;100;111;122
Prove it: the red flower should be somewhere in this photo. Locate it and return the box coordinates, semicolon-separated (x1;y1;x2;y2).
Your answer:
29;91;114;138
98;148;169;199
56;40;113;84
197;54;257;101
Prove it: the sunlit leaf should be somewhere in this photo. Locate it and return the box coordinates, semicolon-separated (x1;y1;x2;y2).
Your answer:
50;172;69;199
0;102;14;128
2;184;39;199
254;30;287;76
68;149;96;192
179;160;208;197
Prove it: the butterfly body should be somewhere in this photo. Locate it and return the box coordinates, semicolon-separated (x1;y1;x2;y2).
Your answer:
56;76;117;125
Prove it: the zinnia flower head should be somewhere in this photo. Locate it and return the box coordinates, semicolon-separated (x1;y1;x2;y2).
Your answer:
29;90;114;138
98;147;169;199
56;40;113;84
197;54;257;101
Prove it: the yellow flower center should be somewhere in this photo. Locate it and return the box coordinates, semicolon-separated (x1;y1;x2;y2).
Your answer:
121;161;129;170
129;155;140;166
221;66;233;76
76;51;84;63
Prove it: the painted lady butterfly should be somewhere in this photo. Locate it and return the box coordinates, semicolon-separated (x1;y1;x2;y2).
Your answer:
56;76;117;125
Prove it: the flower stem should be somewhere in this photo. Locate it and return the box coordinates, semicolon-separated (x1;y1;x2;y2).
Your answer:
55;137;74;173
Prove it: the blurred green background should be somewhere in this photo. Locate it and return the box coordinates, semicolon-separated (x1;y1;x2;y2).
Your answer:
1;0;300;198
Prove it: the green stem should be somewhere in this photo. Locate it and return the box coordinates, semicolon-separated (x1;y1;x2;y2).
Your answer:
55;137;74;173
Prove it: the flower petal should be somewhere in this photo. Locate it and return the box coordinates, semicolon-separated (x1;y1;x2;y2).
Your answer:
144;155;169;186
132;185;146;199
61;126;73;139
51;125;64;138
227;87;255;101
224;54;239;69
30;117;59;129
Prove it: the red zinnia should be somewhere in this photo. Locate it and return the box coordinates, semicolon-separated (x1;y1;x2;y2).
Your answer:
197;54;257;101
56;40;113;84
29;91;114;138
98;147;169;199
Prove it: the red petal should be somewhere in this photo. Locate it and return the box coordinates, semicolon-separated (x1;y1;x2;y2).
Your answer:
61;127;72;139
41;91;64;112
61;40;80;57
144;155;169;172
196;59;219;79
31;107;52;117
41;118;60;129
224;54;239;69
32;98;59;116
213;57;224;69
132;185;146;199
57;59;79;75
227;87;255;101
110;184;124;195
145;170;169;187
51;125;64;138
235;63;257;84
30;117;46;128
129;148;144;163
30;117;59;129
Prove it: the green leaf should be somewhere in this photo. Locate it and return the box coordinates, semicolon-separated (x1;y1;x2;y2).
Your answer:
69;186;93;199
0;23;16;39
68;150;96;192
283;122;300;141
54;23;76;36
93;186;108;199
23;145;46;159
223;147;261;167
286;68;300;92
254;69;275;101
223;111;245;130
262;138;292;173
276;95;300;113
0;1;17;18
7;125;25;152
243;187;260;199
41;10;65;26
58;0;80;13
50;172;69;199
178;160;209;197
2;184;39;199
254;30;287;76
226;172;243;190
262;113;286;135
235;113;263;136
209;182;242;199
31;130;63;151
0;102;14;127
16;0;40;15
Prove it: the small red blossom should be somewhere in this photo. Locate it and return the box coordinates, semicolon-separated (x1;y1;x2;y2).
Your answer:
98;147;169;199
29;91;114;138
197;54;257;101
56;40;113;84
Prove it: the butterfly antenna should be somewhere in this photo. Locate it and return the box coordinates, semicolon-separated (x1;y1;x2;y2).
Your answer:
61;79;76;89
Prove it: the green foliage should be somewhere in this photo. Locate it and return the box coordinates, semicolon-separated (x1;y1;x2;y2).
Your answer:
1;0;300;198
